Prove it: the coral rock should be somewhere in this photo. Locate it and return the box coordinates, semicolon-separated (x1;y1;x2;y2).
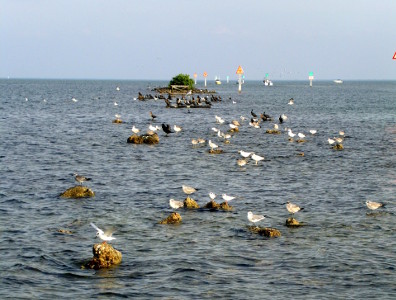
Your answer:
333;144;344;150
286;217;304;227
127;133;159;145
219;201;233;211
60;186;95;198
112;119;122;123
266;129;281;134
184;197;200;209
249;226;281;238
204;200;220;210
208;149;224;154
159;212;182;224
84;243;122;270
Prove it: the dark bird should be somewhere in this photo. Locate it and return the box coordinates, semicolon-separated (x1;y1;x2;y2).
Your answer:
73;173;91;185
162;123;173;136
150;111;157;120
251;109;257;118
279;115;284;124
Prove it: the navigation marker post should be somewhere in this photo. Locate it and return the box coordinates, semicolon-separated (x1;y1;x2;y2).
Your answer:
226;75;229;83
203;72;208;87
193;73;197;84
236;65;244;93
393;52;396;60
309;72;314;87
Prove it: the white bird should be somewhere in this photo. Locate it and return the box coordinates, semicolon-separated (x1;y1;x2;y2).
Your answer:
208;140;218;150
273;124;279;130
174;125;182;132
239;150;252;158
288;98;294;105
149;124;158;132
288;129;296;138
90;223;116;243
25;97;29;101
237;159;248;167
328;138;335;145
182;185;197;195
191;139;199;145
240;116;246;121
366;200;384;210
251;153;264;165
286;201;303;215
72;97;78;102
133;97;137;100
211;127;219;133
247;211;265;224
281;114;288;120
309;130;317;135
232;100;236;104
298;133;306;139
229;123;238;129
249;121;260;128
222;194;235;202
209;192;216;200
116;86;120;91
115;114;121;119
114;102;118;106
132;125;140;134
215;115;225;124
197;138;205;144
169;199;184;209
339;131;345;136
334;137;343;143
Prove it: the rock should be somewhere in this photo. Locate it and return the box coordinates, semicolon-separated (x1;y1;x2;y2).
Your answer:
60;186;95;198
112;119;122;123
208;149;224;154
159;212;182;224
297;152;305;156
229;127;239;133
266;129;281;134
184;197;200;209
219;201;233;211
127;133;159;145
333;144;344;150
84;243;122;270
204;200;220;210
286;217;304;227
248;226;281;238
296;139;306;143
57;229;73;234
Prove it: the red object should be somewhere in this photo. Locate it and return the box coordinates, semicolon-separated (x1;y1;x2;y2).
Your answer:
393;52;396;60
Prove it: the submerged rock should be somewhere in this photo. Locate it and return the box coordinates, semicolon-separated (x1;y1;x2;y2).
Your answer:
127;133;159;145
112;119;122;123
208;149;224;154
333;144;344;150
219;201;233;211
266;129;281;134
60;186;95;198
184;197;200;209
159;212;182;224
84;243;122;270
285;217;304;227
57;229;73;234
248;226;281;238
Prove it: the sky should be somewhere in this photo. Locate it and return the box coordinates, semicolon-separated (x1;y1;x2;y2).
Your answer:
1;0;395;80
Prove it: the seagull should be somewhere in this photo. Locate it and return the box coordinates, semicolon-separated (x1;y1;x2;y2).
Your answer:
281;114;288;120
114;102;118;106
208;140;218;150
215;115;225;124
211;127;219;133
169;199;184;209
339;131;345;136
182;185;197;195
237;159;248;167
273;124;279;130
73;173;91;185
197;138;205;144
240;116;246;121
286;201;304;215
328;138;335;145
115;114;121;119
116;86;120;91
247;211;265;224
309;130;317;135
72;97;78;102
239;150;252;158
232;120;240;126
132;125;140;134
90;222;116;243
251;153;264;165
288;98;294;105
366;200;385;210
222;194;235;202
209;192;216;200
229;123;238;129
288;130;296;138
150;111;157;120
191;139;199;145
298;132;306;139
173;125;182;132
334;137;343;143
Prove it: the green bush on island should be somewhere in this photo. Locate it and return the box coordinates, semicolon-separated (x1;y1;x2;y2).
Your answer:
168;73;195;90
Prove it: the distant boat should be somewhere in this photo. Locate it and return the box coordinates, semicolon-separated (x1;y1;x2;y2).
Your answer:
215;78;222;85
334;79;343;84
263;79;273;86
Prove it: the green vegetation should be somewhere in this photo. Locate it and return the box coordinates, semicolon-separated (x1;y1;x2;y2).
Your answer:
168;73;195;89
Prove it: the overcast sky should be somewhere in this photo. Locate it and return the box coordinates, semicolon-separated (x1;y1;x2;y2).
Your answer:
1;0;395;80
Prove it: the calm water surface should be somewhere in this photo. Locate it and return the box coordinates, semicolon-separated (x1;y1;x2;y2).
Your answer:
0;79;395;299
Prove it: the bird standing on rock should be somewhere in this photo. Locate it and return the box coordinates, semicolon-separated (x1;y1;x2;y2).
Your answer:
73;173;91;185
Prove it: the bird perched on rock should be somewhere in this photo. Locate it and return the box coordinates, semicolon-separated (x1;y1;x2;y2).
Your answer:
182;185;198;196
162;123;173;136
247;211;265;224
285;201;304;216
73;173;91;185
169;199;184;209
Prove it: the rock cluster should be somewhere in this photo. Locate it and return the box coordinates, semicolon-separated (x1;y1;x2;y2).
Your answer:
285;217;304;227
248;226;281;238
159;212;182;224
184;197;200;209
127;133;159;145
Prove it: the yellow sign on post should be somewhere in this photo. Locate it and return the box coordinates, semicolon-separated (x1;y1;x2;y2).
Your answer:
236;66;244;92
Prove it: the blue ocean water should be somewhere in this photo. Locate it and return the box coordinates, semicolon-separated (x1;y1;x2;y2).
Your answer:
0;79;395;299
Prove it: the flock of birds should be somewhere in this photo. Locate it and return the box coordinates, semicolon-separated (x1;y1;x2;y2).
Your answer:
69;91;387;242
